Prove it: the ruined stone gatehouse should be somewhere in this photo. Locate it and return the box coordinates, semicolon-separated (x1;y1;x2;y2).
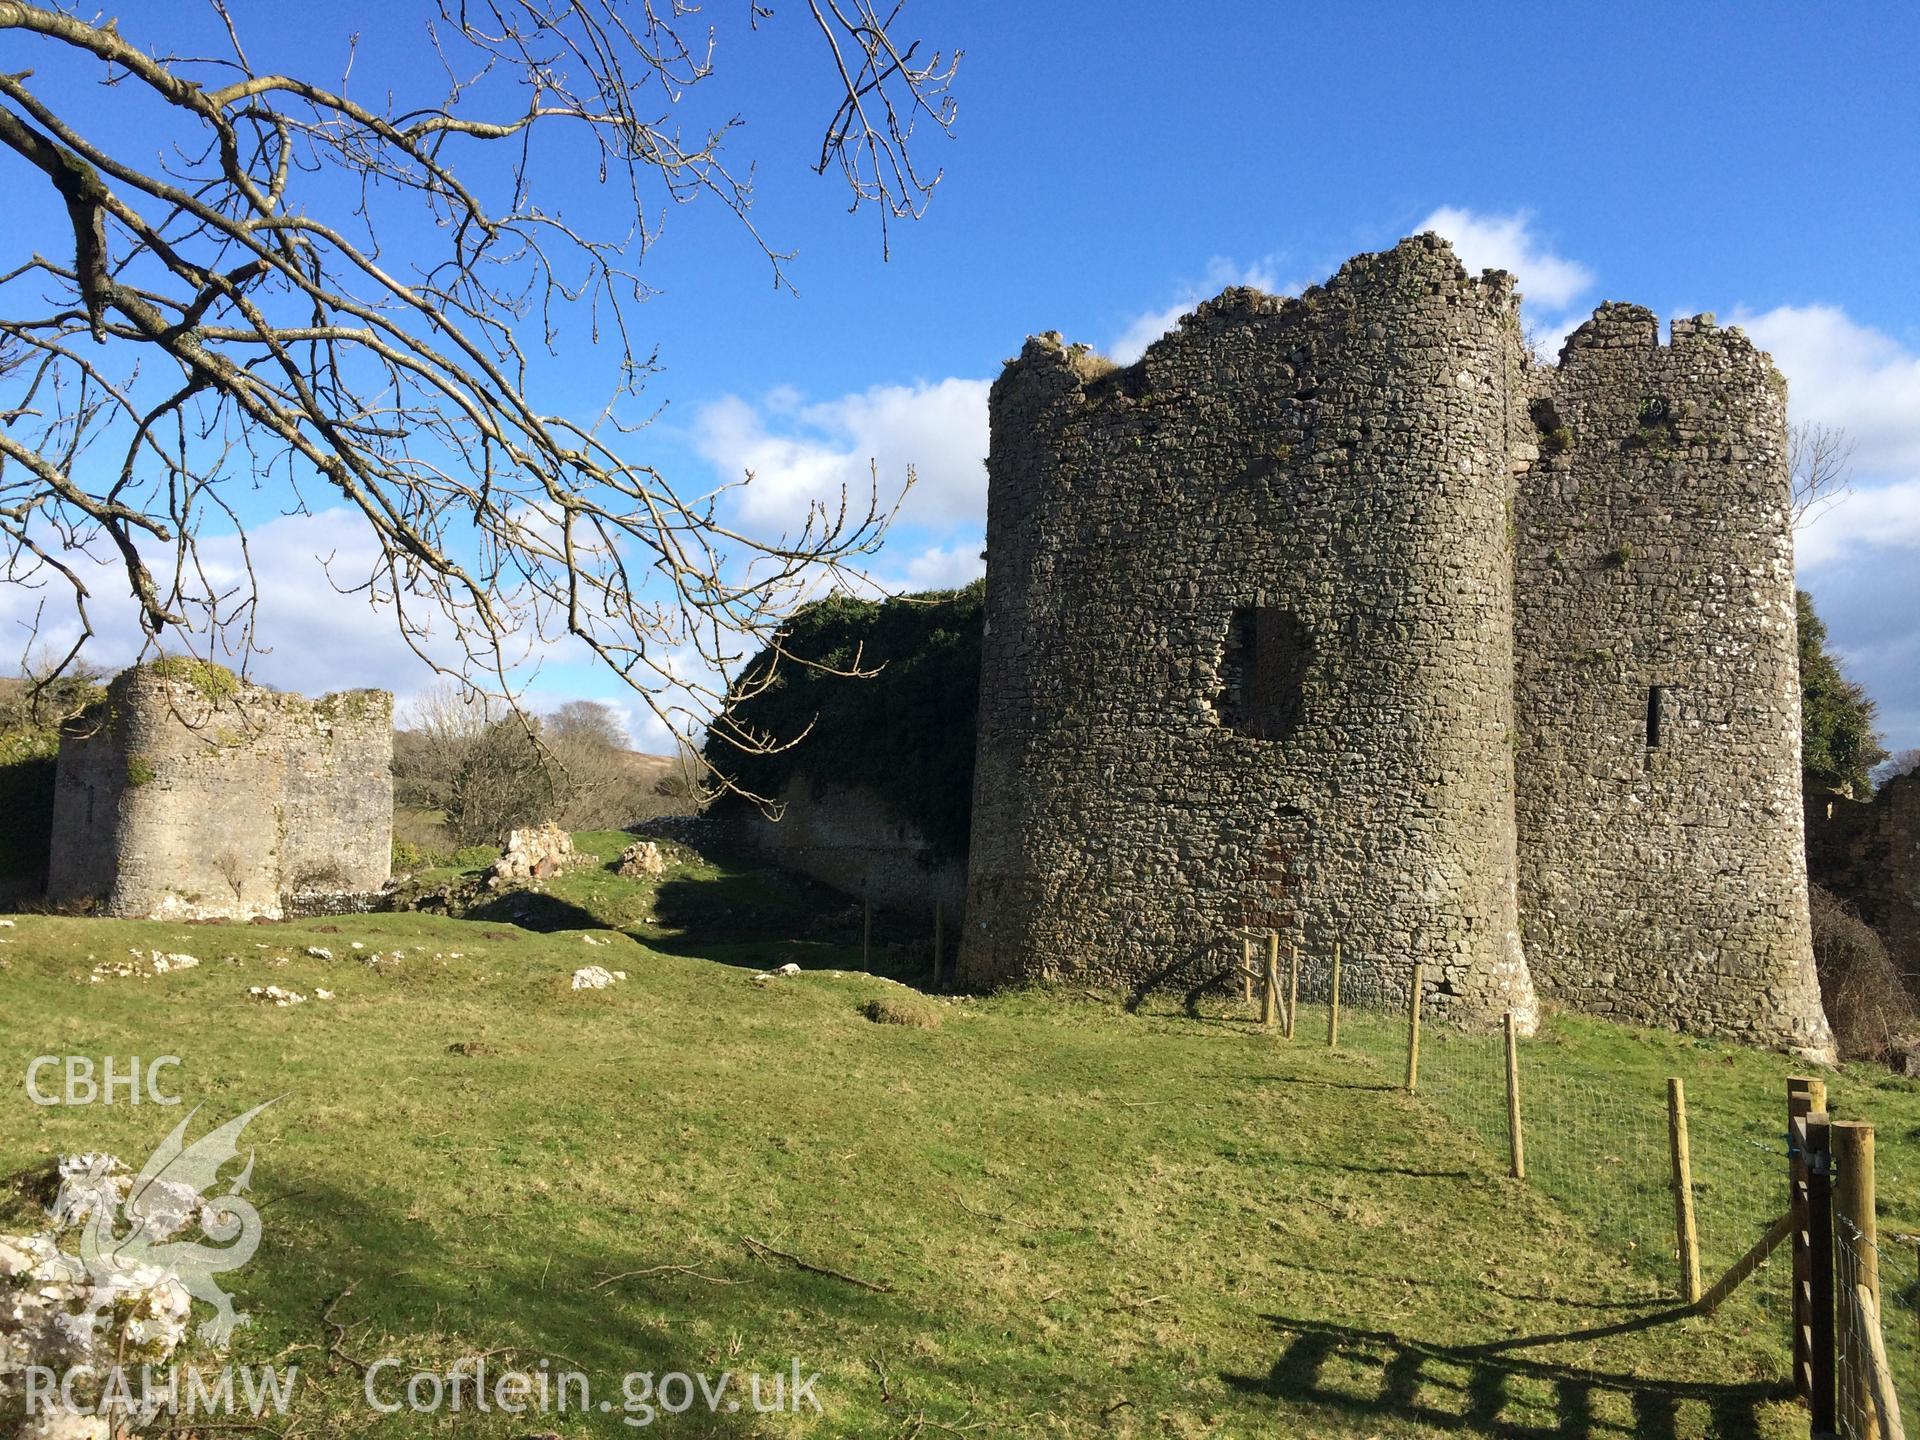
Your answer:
959;235;1832;1058
47;662;392;921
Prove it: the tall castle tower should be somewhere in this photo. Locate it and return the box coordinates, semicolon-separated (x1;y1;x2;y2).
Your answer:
1513;306;1828;1053
959;235;1832;1057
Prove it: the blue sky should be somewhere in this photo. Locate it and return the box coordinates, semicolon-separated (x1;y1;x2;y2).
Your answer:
4;2;1917;755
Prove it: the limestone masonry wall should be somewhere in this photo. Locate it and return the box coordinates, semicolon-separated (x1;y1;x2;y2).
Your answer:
1807;775;1920;984
961;234;1831;1055
47;665;392;921
736;778;967;924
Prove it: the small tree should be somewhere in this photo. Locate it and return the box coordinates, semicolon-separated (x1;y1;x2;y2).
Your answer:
1790;420;1857;530
1798;589;1888;798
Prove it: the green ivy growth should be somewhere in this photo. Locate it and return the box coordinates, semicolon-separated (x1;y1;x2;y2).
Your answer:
125;754;157;787
705;582;984;860
146;656;241;704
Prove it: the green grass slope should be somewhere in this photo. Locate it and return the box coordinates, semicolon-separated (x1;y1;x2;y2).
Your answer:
0;834;1906;1436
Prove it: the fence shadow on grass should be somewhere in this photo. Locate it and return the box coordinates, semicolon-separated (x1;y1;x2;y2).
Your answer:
1227;1313;1791;1440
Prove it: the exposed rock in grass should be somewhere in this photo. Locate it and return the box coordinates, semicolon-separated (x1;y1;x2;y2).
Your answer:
2;1157;196;1435
488;822;581;888
571;965;625;990
615;840;667;878
89;949;199;981
751;961;804;984
861;995;941;1029
247;984;306;1006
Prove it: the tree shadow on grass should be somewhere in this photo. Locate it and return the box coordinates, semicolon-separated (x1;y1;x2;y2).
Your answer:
230;1170;911;1437
647;855;936;987
1226;1311;1791;1440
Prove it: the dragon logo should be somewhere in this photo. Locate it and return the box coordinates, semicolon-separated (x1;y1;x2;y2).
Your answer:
49;1099;278;1348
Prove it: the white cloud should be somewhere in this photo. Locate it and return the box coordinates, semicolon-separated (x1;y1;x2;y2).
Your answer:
1109;256;1297;365
860;538;986;595
0;509;456;695
1796;478;1920;571
694;377;991;535
1415;206;1595;311
1736;304;1920;476
1732;301;1920;749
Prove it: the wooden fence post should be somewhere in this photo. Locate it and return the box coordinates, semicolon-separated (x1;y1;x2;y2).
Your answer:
1286;942;1300;1041
1789;1076;1827;1406
1327;940;1342;1048
1807;1106;1837;1436
1504;1011;1524;1180
1668;1078;1702;1305
1405;962;1423;1093
1835;1119;1880;1440
933;900;944;987
1262;936;1280;1030
1242;934;1254;1006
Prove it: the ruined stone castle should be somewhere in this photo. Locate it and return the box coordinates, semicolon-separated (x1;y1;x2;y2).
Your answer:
957;235;1832;1058
47;663;392;921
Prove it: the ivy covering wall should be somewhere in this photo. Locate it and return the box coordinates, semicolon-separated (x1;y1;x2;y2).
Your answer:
706;582;983;860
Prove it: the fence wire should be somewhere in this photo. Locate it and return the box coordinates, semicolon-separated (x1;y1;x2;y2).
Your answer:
1836;1213;1920;1440
1309;974;1703;1293
1231;945;1920;1433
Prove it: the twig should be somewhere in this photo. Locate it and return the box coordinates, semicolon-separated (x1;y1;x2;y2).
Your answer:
321;1285;371;1376
944;1186;1006;1223
590;1263;742;1291
741;1235;892;1293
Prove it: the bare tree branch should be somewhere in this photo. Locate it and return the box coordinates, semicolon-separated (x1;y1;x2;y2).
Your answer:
0;0;959;804
1791;419;1856;529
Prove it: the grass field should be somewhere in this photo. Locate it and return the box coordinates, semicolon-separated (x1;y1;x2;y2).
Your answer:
2;831;1914;1436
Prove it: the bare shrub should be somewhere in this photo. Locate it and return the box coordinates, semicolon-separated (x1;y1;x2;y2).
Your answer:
393;688;694;845
1810;883;1915;1063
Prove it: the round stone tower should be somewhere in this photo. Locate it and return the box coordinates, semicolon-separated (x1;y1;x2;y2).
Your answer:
958;236;1539;1028
1513;306;1832;1060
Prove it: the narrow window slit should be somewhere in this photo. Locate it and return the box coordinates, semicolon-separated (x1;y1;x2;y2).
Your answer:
1646;685;1665;750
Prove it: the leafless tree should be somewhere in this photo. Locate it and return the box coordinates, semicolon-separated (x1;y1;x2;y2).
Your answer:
0;1;958;794
1880;748;1920;784
1791;419;1857;529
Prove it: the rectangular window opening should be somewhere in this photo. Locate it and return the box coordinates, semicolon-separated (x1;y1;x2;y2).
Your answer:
1646;685;1665;750
1214;606;1314;743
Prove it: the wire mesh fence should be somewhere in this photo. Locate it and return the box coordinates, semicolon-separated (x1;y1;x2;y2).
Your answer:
1220;935;1920;1436
1836;1213;1910;1440
1332;1006;1662;1274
